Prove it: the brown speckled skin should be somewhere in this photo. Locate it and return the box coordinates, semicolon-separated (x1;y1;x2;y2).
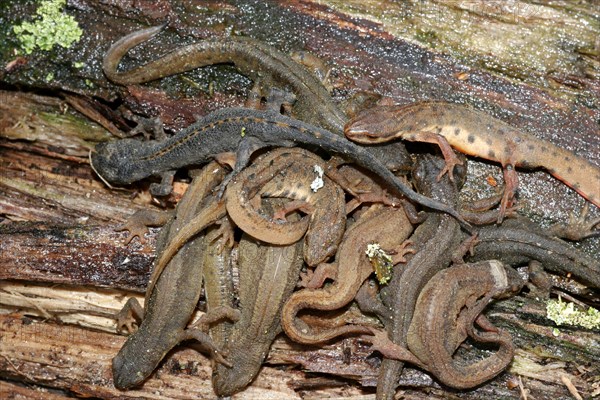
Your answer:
466;217;600;288
225;149;311;246
280;205;414;344
345;102;600;208
102;25;347;134
91;107;464;222
112;163;228;390
370;260;524;389
406;260;524;389
212;224;304;396
225;147;346;266
376;153;466;400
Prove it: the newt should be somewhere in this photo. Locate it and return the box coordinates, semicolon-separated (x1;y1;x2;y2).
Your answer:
345;102;600;220
200;217;239;351
280;204;414;344
374;153;467;400
103;25;347;134
112;162;232;389
467;217;600;288
370;260;524;389
91;107;467;224
212;199;305;396
226;147;347;266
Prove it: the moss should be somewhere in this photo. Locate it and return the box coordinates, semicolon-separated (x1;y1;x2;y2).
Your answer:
546;297;600;331
13;0;82;54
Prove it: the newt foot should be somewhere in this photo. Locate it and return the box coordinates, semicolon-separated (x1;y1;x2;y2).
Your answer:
115;222;149;245
115;297;143;334
391;240;416;264
548;203;600;240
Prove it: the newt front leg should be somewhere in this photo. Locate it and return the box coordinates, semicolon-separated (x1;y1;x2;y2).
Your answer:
345;102;600;220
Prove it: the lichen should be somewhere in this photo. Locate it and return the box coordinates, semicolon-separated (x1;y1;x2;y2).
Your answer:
13;0;82;54
310;165;324;192
546;297;600;331
366;243;394;285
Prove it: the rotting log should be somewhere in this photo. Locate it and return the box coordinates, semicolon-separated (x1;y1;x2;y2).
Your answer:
1;1;599;399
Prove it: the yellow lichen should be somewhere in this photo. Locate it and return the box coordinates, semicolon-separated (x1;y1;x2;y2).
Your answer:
13;0;82;54
546;296;600;331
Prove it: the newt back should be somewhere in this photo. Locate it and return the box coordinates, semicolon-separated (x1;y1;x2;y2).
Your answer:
103;25;346;134
346;102;600;208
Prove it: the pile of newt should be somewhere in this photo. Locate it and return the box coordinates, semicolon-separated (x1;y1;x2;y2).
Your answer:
91;26;600;398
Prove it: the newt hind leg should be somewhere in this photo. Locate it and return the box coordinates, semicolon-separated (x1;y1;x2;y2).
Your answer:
184;305;242;368
116;209;172;245
548;203;600;240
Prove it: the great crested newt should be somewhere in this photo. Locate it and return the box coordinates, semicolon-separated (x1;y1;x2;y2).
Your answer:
112;162;232;390
345;102;600;220
370;260;524;389
103;25;346;134
91;107;467;224
226;147;347;266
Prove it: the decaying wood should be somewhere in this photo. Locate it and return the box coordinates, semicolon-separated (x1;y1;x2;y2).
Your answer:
1;0;599;399
2;91;599;399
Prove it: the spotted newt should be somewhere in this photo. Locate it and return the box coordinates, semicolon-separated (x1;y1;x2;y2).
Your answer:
212;199;305;396
281;204;414;344
226;147;347;266
375;153;467;400
112;162;231;389
467;217;600;288
345;102;600;220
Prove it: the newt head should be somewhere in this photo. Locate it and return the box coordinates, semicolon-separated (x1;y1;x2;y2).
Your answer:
112;331;161;389
344;105;407;144
90;139;155;185
211;348;260;397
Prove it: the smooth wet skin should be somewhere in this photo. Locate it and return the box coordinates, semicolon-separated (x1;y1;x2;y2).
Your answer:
103;25;347;134
91;107;466;223
112;164;229;389
346;102;600;211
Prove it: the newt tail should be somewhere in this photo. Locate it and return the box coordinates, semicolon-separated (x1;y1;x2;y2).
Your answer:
345;102;600;216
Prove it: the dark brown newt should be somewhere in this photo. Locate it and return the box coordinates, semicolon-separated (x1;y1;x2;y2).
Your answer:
226;147;347;266
112;162;231;389
375;153;467;400
90;107;467;224
212;199;305;396
467;217;600;288
281;204;414;344
371;260;524;389
103;25;346;134
345;102;600;220
200;217;239;351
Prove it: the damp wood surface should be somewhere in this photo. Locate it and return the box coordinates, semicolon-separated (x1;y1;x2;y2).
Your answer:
1;0;599;399
0;94;599;398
